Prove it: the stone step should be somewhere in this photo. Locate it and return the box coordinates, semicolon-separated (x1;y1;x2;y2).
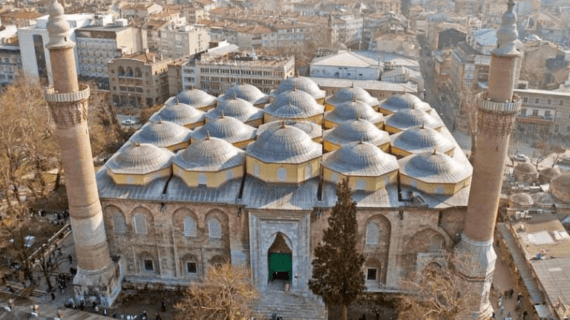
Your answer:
251;291;327;320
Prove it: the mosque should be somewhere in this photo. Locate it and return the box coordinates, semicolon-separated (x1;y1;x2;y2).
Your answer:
96;78;473;303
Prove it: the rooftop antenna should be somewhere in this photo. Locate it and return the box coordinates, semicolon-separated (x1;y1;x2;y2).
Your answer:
206;130;211;140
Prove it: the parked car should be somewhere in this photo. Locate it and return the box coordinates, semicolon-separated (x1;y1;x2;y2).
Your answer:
513;153;528;162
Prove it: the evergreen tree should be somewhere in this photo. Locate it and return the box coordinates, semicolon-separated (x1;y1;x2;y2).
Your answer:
309;178;365;320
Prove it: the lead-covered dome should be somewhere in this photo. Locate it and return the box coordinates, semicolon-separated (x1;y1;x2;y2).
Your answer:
324;100;383;128
323;141;398;177
379;93;431;115
247;124;322;163
130;120;192;151
550;173;570;203
384;108;443;133
150;102;205;128
191;115;257;148
205;96;263;125
323;118;390;151
398;151;472;195
325;86;379;109
170;88;217;109
174;137;245;172
264;90;324;120
271;77;326;101
509;193;534;208
513;162;538;183
106;143;174;185
257;120;322;142
539;167;561;184
390;125;455;157
218;84;269;106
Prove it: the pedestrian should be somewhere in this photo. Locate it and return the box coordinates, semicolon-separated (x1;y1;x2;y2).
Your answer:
161;301;166;312
375;310;380;320
509;288;514;298
360;313;366;320
51;292;56;300
155;313;162;320
68;254;73;264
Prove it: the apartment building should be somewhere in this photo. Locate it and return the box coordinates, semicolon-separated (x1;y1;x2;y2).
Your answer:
143;16;210;59
108;52;170;107
513;88;570;137
0;10;43;28
372;0;401;14
181;44;294;95
75;19;143;83
120;3;163;22
0;25;20;85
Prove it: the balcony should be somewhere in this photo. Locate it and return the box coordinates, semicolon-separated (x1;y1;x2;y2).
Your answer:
517;114;555;124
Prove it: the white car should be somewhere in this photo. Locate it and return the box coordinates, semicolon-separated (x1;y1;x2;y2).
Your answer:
121;119;136;125
513;153;528;162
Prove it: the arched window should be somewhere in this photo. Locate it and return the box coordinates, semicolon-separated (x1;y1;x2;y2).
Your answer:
134;67;142;77
429;236;443;253
208;218;222;239
113;212;126;234
184;216;197;237
356;179;366;191
198;173;207;186
331;172;338;183
126;67;134;77
305;164;313;180
436;186;445;194
118;66;125;76
253;162;260;177
133;212;147;235
366;222;379;245
277;167;287;182
225;170;234;180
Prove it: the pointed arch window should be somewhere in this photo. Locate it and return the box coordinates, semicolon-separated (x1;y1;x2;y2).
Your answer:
113;213;126;234
208;218;222;239
134;213;147;235
277;167;287;182
184;216;197;237
366;222;379;245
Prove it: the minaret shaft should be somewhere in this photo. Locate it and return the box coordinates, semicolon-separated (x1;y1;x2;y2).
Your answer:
49;47;79;93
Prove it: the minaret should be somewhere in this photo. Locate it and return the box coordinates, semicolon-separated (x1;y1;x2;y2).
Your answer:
454;0;521;317
44;0;121;306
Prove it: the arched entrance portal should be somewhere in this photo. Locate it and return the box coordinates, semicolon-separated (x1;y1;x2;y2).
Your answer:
268;233;292;290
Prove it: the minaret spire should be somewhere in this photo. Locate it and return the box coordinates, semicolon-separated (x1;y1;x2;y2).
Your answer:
44;0;121;307
454;1;522;318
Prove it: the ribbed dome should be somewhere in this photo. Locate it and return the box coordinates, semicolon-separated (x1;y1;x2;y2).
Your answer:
514;162;538;174
380;93;431;114
385;108;443;131
273;77;326;100
192;116;257;144
390;126;455;154
205;96;263;123
264;90;324;119
326;86;379;107
550;173;570;203
324;118;389;147
106;143;174;175
257;120;322;141
539;167;561;184
150;102;205;127
173;137;245;172
247;124;322;163
325;100;383;125
399;151;472;183
509;193;534;207
323;141;398;176
219;84;269;105
130;120;192;148
173;89;217;108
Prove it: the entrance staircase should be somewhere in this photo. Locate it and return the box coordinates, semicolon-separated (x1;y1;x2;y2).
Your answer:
251;289;327;320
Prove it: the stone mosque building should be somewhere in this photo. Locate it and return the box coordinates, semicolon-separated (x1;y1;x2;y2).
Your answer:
43;0;523;317
96;76;473;304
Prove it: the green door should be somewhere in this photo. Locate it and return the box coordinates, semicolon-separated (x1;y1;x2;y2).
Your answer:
268;253;292;281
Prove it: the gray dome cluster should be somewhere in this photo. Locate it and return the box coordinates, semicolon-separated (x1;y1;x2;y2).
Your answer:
106;143;174;175
171;88;217;108
324;119;389;147
257;120;322;141
550;173;570;203
385;108;443;132
192;116;257;144
509;193;533;207
323;141;398;176
247;124;322;163
219;84;269;105
380;93;431;114
324;100;383;126
205;96;263;123
150;102;205;127
264;90;324;119
173;137;245;172
513;162;538;183
390;125;454;155
272;77;326;100
326;86;379;107
130;120;192;149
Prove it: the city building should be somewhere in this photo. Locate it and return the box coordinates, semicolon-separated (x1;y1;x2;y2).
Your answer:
0;10;43;27
370;0;401;14
18;12;95;84
120;3;163;22
0;25;20;85
310;51;383;81
513;88;570;137
75;19;143;84
108;52;170;107
143;16;210;59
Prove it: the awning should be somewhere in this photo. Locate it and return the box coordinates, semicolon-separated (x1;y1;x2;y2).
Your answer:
534;304;552;319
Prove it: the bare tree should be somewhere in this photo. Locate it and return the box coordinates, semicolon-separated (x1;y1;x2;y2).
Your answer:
396;254;480;320
530;140;563;169
174;263;258;320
